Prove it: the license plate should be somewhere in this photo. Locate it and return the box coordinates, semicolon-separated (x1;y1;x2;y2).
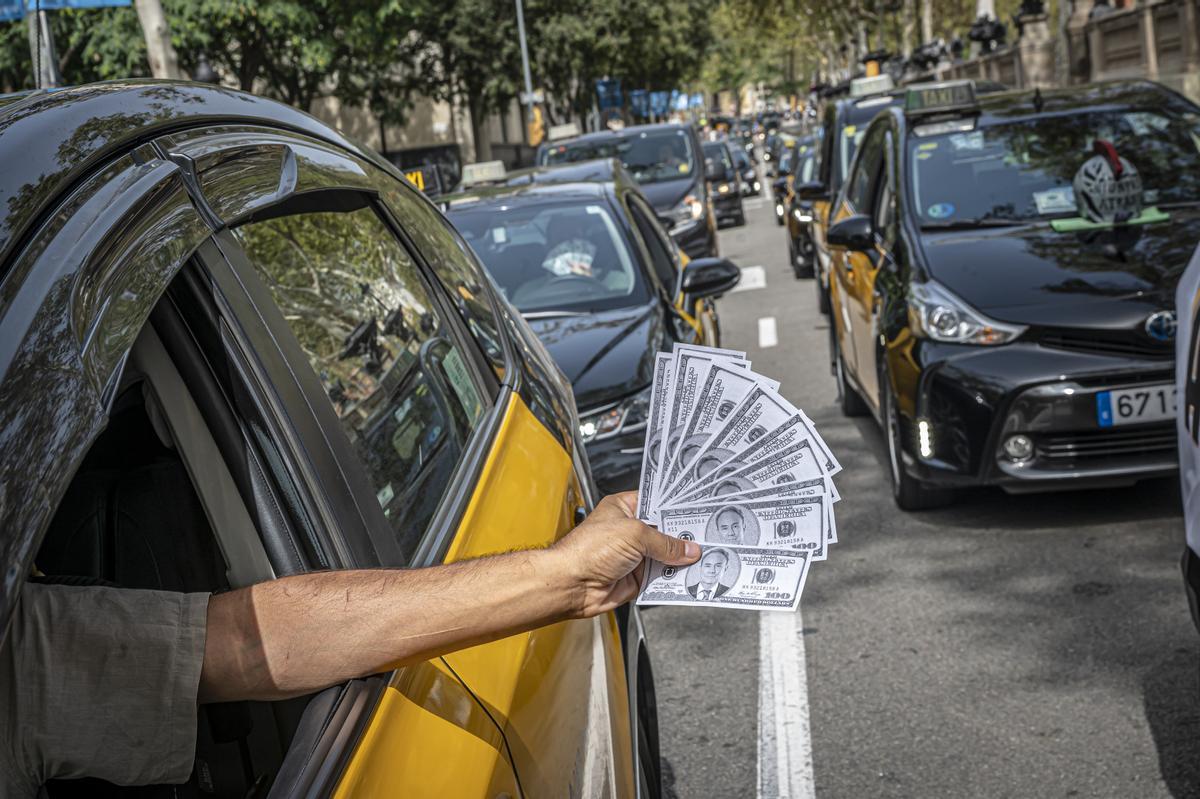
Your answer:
1096;384;1176;427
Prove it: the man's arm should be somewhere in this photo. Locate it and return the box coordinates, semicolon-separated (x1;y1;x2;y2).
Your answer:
199;492;699;703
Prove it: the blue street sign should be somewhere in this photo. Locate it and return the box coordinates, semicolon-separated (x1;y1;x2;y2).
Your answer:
0;0;129;23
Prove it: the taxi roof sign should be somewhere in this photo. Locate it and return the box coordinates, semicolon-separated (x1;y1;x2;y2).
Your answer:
849;74;895;98
904;80;979;117
460;160;507;187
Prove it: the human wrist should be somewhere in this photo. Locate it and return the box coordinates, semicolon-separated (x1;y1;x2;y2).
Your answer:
535;543;586;621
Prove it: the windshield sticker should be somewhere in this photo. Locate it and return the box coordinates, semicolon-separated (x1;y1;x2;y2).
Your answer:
679;163;690;173
491;226;508;245
442;345;484;424
1033;188;1076;215
927;203;955;219
949;131;984;151
916;152;932;160
918;142;939;151
843;124;857;137
1073;139;1143;223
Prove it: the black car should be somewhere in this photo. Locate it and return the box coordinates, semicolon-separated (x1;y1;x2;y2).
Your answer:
771;136;797;225
826;79;1200;509
445;161;739;493
798;88;904;314
537;123;719;259
0;81;665;795
784;135;820;277
731;144;761;196
702;140;747;227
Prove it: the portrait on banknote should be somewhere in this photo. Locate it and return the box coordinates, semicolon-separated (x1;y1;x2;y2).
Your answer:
685;547;741;600
704;505;761;545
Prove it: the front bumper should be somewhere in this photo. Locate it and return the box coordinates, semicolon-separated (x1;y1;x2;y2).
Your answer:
670;218;717;259
712;193;743;224
585;427;645;495
892;340;1177;492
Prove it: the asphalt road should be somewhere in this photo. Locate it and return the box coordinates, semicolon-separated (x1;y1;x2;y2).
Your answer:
640;183;1200;798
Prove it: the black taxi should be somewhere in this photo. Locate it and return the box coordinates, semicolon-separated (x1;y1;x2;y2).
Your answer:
825;80;1200;509
444;160;738;494
0;82;663;796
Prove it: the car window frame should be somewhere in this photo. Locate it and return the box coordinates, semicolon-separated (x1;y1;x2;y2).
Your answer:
625;191;681;296
846;121;888;214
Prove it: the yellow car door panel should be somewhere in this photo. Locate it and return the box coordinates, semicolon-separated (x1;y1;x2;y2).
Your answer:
334;660;521;797
440;394;635;798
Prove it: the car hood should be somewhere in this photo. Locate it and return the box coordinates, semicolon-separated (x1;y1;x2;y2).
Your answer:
919;210;1200;327
637;176;702;213
525;303;665;409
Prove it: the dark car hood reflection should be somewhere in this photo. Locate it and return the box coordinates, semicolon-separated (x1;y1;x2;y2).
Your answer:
525;303;662;410
638;177;700;213
920;211;1200;326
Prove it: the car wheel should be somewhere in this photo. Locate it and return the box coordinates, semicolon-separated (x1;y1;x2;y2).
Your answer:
834;336;869;417
639;708;662;799
791;238;814;279
816;271;831;315
734;210;746;227
880;363;954;511
774;208;785;227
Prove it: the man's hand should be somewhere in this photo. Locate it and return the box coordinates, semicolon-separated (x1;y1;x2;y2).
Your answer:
548;491;701;618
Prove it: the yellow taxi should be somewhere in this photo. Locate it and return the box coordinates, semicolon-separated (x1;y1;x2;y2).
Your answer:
0;82;662;796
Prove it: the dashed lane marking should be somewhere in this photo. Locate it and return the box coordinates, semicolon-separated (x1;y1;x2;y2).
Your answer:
732;265;766;293
758;316;778;349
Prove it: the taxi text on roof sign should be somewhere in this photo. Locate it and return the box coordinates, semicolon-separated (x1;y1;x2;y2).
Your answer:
905;80;979;117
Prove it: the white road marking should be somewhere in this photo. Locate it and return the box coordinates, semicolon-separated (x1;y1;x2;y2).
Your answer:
757;610;816;799
744;197;767;210
732;265;767;293
758;316;778;348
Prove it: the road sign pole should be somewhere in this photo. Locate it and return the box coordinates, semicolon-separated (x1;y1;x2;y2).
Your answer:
515;0;541;146
26;7;62;89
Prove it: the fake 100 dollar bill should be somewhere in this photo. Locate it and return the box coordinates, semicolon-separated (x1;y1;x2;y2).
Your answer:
637;544;812;612
657;496;828;560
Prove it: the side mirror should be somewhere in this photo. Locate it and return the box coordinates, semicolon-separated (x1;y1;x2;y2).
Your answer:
827;214;875;251
796;180;828;201
682;256;740;298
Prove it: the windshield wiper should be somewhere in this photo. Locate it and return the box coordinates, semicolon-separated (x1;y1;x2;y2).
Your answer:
521;310;587;320
921;217;1029;230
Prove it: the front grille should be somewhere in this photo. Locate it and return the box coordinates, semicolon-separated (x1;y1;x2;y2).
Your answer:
1038;329;1173;360
1037;423;1176;462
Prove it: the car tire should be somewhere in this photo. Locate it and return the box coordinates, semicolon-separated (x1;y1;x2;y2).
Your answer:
834;336;869;417
880;363;954;511
774;208;785;227
638;707;662;799
791;237;814;279
734;210;746;227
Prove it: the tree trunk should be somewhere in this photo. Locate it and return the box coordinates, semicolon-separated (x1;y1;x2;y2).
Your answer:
134;0;183;79
921;0;934;44
469;94;493;163
902;0;916;55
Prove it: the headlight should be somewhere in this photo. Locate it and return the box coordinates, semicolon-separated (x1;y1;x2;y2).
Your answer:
908;281;1025;345
668;195;705;228
717;183;731;194
580;385;652;442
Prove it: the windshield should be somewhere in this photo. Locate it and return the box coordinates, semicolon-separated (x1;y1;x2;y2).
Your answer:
447;199;650;314
908;109;1200;226
732;147;752;169
703;142;734;175
543;129;696;184
839;124;868;180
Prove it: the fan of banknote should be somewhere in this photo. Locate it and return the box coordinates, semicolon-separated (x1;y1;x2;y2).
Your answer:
635;344;841;612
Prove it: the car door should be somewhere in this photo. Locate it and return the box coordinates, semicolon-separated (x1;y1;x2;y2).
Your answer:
853;130;900;408
832;123;887;389
158;125;633;797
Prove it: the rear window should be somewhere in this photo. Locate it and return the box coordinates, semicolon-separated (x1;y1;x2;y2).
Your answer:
543;129;697;185
234;205;486;560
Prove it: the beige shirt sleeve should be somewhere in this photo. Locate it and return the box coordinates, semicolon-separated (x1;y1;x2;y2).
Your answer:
0;583;210;796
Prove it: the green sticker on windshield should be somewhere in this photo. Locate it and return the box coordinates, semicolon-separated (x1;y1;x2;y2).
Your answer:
443;346;484;424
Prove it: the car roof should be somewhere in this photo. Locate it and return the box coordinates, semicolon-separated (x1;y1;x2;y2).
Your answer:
446;179;609;209
885;79;1199;134
0;80;377;277
549;122;694;147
